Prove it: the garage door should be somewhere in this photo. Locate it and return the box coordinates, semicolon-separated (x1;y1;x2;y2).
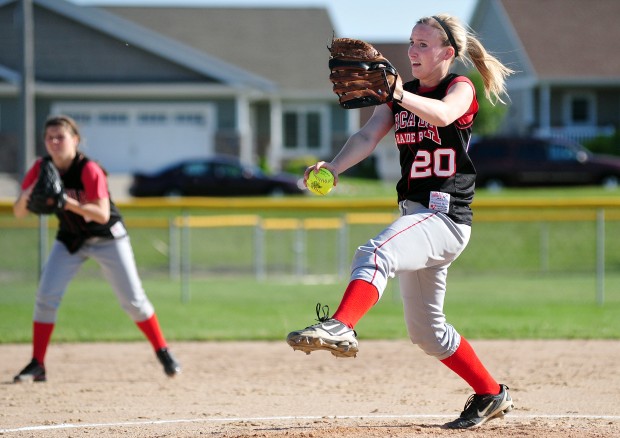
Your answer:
50;103;215;173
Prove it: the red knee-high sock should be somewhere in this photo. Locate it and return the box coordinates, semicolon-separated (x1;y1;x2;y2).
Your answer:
136;314;167;351
440;337;500;395
32;321;55;364
332;279;379;329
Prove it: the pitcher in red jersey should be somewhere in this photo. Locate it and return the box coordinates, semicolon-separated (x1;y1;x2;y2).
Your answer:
287;14;515;430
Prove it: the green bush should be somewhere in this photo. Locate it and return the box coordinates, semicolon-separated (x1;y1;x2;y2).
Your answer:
468;70;508;135
583;131;620;156
282;155;319;175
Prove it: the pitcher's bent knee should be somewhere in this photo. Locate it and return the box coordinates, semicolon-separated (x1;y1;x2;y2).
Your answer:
122;299;154;322
408;323;460;361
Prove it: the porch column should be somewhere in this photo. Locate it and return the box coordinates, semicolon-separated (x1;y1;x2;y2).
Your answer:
19;0;36;180
268;97;283;172
237;93;252;165
347;108;360;136
538;82;551;137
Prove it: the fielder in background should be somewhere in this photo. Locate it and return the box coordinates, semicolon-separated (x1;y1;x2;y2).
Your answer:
288;14;515;429
12;115;181;382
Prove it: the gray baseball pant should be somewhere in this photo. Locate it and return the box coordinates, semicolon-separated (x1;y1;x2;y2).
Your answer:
34;236;155;323
349;200;471;360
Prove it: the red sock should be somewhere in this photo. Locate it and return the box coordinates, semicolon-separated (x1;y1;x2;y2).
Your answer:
32;321;55;364
440;337;500;395
332;279;379;329
136;314;167;351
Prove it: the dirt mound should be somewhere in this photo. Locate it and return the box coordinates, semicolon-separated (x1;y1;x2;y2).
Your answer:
2;340;619;437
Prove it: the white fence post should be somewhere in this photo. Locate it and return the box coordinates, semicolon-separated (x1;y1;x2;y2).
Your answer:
596;209;605;306
255;219;265;281
180;212;190;303
295;226;305;277
540;222;549;273
38;215;48;279
338;217;348;279
169;217;179;280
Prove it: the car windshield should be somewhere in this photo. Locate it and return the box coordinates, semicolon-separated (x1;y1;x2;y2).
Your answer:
209;163;235;178
183;162;210;176
547;141;591;162
180;161;265;179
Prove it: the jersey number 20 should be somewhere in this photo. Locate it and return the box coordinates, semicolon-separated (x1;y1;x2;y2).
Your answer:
411;149;456;179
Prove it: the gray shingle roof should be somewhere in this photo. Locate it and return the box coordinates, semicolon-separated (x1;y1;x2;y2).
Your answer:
103;6;337;93
27;0;276;90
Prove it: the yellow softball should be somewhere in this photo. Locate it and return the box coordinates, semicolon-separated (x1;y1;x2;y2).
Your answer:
306;168;334;196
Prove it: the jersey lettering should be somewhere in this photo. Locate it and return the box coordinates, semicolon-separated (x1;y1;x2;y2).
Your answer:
395;111;417;130
410;148;456;179
394;113;441;146
417;119;441;144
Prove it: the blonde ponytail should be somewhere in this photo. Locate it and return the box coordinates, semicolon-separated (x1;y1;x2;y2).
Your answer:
463;34;514;105
419;14;515;105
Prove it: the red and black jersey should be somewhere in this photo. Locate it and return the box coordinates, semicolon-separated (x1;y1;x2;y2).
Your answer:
391;73;478;225
56;153;124;252
25;153;125;253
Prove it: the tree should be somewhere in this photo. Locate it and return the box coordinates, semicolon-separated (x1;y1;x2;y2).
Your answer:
469;70;508;136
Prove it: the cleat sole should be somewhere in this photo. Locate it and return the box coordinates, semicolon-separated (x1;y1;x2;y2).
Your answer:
287;335;358;358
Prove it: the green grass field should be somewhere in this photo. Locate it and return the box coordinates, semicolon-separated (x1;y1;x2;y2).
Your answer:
1;271;618;344
1;182;619;344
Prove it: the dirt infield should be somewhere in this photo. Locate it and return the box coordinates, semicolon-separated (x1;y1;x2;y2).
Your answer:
2;340;619;437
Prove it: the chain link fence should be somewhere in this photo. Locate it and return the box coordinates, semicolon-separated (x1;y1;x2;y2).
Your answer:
1;200;619;304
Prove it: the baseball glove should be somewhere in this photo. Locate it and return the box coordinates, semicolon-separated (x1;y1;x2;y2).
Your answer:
27;158;67;215
328;37;401;109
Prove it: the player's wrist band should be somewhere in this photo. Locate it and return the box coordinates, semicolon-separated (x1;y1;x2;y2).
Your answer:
394;89;404;103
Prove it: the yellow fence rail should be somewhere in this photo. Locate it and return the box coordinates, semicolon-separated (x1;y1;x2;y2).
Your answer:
3;196;620;215
2;197;618;304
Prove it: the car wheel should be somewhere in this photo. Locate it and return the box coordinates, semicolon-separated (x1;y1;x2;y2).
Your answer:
601;175;619;190
164;188;183;197
484;178;505;192
269;186;285;197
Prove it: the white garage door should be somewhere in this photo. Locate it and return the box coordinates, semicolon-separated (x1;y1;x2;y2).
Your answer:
50;103;215;174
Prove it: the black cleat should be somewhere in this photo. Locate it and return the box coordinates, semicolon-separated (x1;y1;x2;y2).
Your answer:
14;358;47;383
443;384;514;429
156;348;181;377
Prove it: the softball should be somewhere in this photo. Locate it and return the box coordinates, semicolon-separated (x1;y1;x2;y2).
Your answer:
306;168;334;196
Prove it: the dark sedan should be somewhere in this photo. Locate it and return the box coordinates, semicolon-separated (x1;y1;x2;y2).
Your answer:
129;156;304;197
468;136;620;189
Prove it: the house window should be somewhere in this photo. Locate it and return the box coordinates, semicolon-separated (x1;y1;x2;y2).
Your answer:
282;105;328;154
65;112;92;125
98;112;128;125
563;92;595;126
284;113;298;147
176;113;206;126
137;113;167;125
